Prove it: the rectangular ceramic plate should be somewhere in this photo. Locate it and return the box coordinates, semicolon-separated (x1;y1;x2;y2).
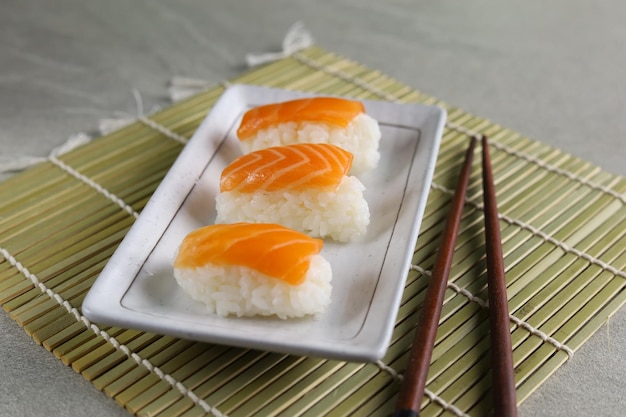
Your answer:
82;85;446;362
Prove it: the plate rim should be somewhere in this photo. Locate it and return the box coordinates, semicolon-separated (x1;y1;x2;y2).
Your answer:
82;84;446;362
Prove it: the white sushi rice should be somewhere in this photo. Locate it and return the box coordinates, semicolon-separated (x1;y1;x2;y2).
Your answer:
173;255;332;319
239;113;381;174
215;176;370;242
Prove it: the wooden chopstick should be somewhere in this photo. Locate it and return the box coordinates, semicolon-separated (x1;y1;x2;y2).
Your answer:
481;135;517;417
391;135;518;417
392;136;477;417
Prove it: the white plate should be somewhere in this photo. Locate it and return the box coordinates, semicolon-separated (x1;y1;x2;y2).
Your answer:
82;85;446;362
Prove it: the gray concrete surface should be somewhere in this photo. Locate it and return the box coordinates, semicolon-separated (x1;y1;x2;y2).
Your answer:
1;1;624;416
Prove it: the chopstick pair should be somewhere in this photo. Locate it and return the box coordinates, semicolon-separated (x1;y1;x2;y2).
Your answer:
391;135;517;417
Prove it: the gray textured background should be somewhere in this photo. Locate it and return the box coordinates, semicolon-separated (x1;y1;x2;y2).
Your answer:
1;1;624;416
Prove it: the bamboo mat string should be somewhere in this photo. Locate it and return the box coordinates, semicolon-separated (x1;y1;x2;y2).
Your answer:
384;358;471;417
423;390;469;417
0;246;228;417
429;182;626;281
48;155;140;219
40;89;194;221
102;89;191;145
483;140;625;204
409;264;574;358
136;117;189;145
375;361;470;417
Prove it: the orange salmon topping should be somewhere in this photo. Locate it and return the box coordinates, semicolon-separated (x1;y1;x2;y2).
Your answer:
173;223;323;285
237;97;365;140
220;143;353;193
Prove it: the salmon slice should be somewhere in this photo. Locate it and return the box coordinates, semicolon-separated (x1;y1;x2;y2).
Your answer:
220;143;353;193
237;97;365;140
174;223;323;285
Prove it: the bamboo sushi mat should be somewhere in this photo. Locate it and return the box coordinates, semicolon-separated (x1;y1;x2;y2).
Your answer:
1;45;626;417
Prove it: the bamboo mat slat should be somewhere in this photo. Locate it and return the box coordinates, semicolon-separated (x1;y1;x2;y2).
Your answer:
1;45;625;417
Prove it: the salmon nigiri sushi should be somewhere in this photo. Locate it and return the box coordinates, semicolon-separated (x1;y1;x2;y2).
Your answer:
236;97;381;174
173;223;332;319
215;143;370;242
